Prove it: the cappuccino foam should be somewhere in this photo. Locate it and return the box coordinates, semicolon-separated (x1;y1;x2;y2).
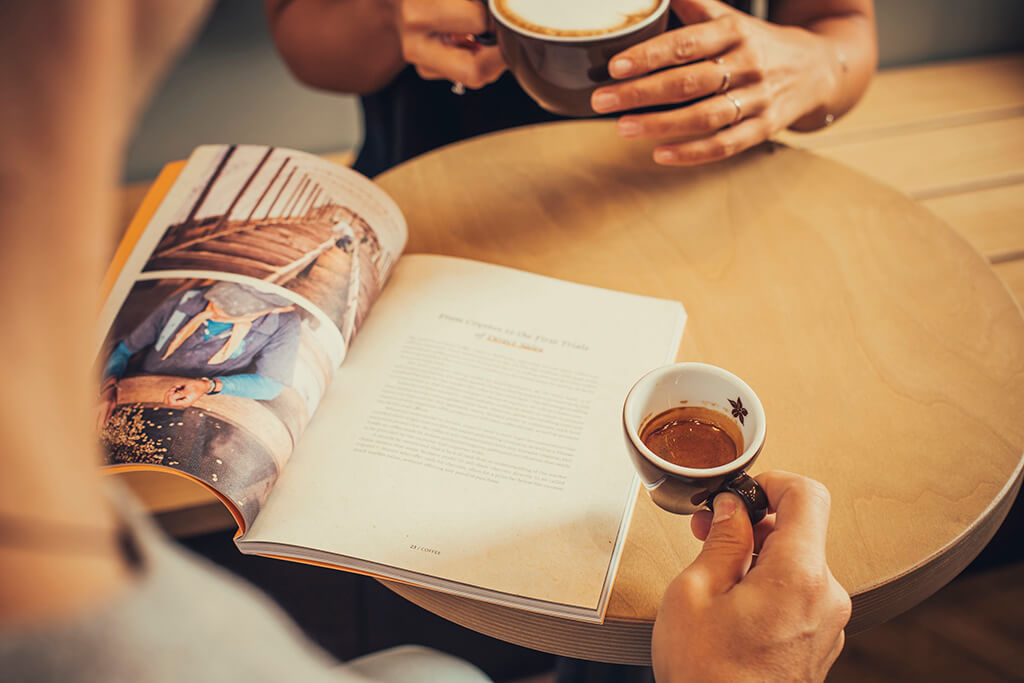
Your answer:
495;0;661;37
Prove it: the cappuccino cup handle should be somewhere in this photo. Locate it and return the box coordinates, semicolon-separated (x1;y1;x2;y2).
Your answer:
473;0;497;45
710;472;768;524
472;30;497;47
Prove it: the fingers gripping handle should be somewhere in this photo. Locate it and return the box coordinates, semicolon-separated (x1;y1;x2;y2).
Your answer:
710;472;768;524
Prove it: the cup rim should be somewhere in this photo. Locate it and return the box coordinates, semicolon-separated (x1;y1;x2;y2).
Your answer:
623;362;767;478
489;0;671;43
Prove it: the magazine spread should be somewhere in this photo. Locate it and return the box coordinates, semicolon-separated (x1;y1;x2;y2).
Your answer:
98;144;686;621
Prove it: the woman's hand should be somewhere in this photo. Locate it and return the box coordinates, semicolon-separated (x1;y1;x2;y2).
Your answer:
395;0;505;89
653;471;851;682
592;0;850;165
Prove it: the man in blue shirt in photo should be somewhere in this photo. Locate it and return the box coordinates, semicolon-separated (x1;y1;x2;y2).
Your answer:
101;281;302;420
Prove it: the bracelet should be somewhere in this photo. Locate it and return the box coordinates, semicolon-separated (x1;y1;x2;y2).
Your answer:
823;47;849;128
203;377;220;395
837;46;849;74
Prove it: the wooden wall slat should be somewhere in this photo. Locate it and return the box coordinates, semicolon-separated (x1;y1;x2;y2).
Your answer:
921;183;1024;262
807;116;1024;197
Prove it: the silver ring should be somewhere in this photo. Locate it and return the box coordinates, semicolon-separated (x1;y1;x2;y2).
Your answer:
723;92;743;125
714;57;730;93
451;81;466;95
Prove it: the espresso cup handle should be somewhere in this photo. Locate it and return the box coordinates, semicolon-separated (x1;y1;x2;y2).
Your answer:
711;472;768;524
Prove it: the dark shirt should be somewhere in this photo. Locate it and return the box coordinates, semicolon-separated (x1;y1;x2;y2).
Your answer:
353;3;756;177
354;68;559;178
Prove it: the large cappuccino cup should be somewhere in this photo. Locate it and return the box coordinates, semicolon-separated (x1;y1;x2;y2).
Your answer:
490;0;670;117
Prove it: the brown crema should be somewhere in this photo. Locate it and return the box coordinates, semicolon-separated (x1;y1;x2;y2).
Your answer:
493;0;660;37
639;406;744;469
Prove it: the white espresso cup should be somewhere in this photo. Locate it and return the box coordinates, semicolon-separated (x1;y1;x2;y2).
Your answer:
623;362;768;522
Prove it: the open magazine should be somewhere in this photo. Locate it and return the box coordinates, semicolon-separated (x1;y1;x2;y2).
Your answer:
98;144;687;622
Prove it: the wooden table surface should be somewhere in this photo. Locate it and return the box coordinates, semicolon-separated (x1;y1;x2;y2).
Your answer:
367;113;1024;663
117;53;1024;665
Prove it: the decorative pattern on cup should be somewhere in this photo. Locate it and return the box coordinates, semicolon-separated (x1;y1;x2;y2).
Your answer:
729;396;748;425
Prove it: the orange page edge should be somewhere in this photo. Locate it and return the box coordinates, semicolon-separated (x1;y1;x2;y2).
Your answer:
103;463;246;534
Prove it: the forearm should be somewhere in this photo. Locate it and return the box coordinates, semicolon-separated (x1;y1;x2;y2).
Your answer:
0;2;137;621
772;0;877;130
265;0;406;94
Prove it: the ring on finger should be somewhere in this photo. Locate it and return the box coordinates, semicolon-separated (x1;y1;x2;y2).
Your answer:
723;92;743;125
713;57;730;94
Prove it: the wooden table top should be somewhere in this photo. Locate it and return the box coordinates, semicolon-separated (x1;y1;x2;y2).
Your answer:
369;119;1024;665
116;53;1024;666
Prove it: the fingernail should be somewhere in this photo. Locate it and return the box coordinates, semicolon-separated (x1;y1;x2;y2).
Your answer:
592;92;620;112
617;119;641;137
712;495;739;524
654;148;677;164
609;58;634;78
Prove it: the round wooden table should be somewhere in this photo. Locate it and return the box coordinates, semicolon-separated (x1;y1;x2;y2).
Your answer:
374;121;1024;666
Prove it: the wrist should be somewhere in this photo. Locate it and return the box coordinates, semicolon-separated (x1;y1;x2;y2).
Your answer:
791;34;847;131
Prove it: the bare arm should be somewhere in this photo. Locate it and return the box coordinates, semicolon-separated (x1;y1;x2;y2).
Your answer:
264;0;406;94
0;1;208;624
771;0;877;130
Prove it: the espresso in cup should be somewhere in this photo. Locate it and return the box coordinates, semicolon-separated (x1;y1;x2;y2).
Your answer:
640;406;744;470
490;0;670;117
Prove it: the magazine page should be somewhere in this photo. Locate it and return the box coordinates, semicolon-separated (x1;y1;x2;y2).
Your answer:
239;254;687;619
97;145;407;531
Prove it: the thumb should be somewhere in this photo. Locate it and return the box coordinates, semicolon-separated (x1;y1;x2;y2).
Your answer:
683;492;754;593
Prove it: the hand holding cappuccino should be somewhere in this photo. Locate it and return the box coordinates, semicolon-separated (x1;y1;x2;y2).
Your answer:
590;0;875;165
